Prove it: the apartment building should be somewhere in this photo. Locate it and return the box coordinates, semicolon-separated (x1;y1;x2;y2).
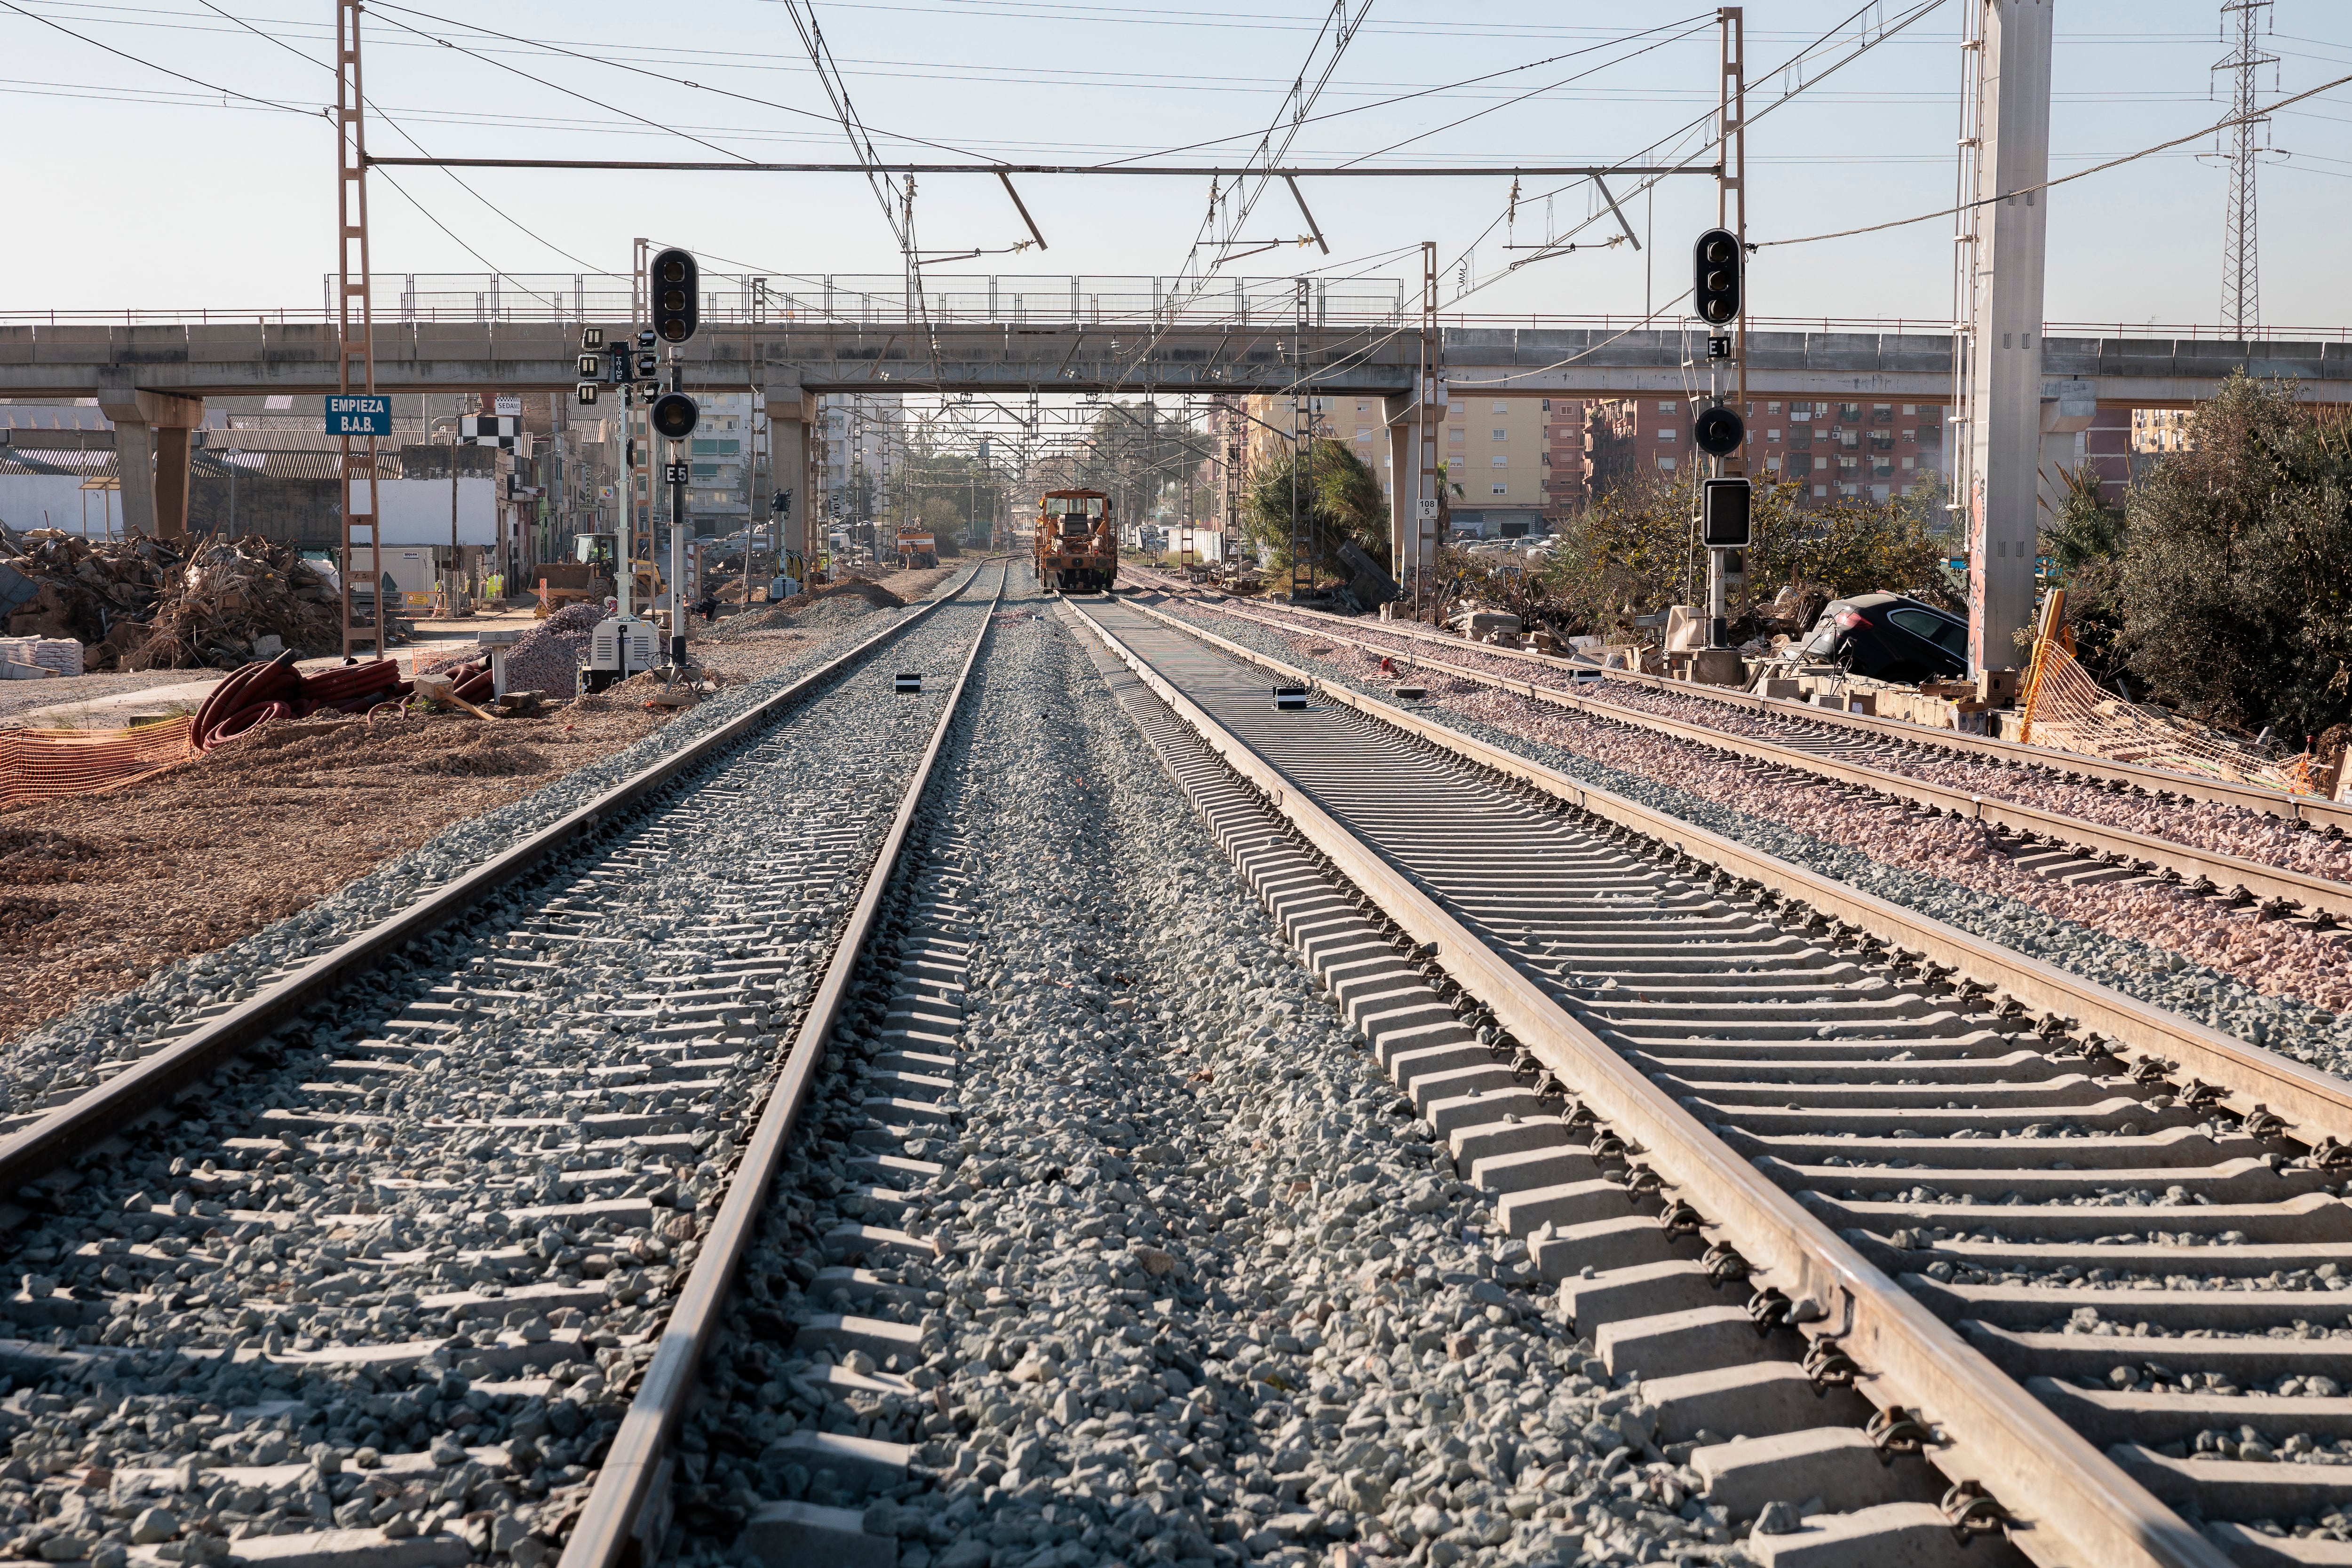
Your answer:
1589;397;1951;508
1257;394;1590;539
2131;407;2193;454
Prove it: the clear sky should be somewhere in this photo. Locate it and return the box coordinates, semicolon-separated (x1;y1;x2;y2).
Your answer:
3;0;2347;331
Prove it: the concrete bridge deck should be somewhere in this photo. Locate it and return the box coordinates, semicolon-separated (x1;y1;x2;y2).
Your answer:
5;320;2347;405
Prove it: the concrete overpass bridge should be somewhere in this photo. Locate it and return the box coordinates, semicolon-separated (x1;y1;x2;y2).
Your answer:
7;270;2350;544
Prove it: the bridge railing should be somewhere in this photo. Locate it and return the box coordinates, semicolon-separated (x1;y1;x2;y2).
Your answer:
3;270;2349;345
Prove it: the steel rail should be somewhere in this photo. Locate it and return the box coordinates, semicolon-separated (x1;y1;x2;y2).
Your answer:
1134;573;2352;830
0;568;986;1197
1111;596;2352;1154
1185;594;2352;924
559;569;1004;1568
1065;594;2230;1568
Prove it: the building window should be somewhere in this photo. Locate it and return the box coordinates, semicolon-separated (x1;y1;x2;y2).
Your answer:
1492;402;1508;414
1356;428;1373;442
1491;428;1507;441
1813;485;1827;497
1657;428;1676;443
1902;456;1915;470
1769;402;1782;415
1658;400;1676;413
1901;404;1917;416
1491;483;1508;495
1815;456;1830;471
1658;457;1676;472
1766;429;1781;443
1791;404;1812;420
1762;457;1780;472
1489;456;1507;468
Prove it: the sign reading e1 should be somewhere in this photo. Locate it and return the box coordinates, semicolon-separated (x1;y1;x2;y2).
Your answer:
325;395;390;436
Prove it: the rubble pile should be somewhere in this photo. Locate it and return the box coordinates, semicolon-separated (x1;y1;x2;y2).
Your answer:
0;529;346;673
133;536;344;670
500;602;604;696
0;528;185;672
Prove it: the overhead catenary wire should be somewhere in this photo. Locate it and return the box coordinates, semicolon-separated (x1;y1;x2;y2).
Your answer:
1093;10;1711;167
188;0;605;280
1756;69;2352;248
0;0;321;116
1434;0;1953;311
363;0;999;166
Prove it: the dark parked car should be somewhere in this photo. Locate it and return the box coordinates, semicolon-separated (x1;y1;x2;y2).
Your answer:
1798;592;1969;682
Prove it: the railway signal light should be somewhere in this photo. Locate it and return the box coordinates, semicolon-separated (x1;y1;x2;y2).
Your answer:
635;351;659;380
1699;477;1752;548
650;391;700;442
577;353;603;379
650;247;699;343
575;382;599;406
1692;403;1745;458
1693;228;1741;326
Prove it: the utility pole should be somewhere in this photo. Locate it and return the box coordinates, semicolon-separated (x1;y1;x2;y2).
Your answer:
1956;0;2054;673
2216;0;2275;335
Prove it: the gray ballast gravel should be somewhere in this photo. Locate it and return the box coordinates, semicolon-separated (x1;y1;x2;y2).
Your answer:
0;575;973;1097
0;589;997;1568
673;590;1730;1568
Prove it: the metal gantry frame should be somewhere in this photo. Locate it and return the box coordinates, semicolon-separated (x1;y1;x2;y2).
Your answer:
335;0;385;661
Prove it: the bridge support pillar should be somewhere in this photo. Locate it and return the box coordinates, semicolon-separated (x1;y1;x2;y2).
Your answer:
1384;393;1421;588
96;385;205;539
764;388;811;588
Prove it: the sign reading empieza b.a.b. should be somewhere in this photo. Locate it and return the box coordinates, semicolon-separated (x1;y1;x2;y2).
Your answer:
325;395;391;436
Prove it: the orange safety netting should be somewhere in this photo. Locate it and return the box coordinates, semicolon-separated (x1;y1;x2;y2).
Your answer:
0;717;197;808
2019;639;2312;794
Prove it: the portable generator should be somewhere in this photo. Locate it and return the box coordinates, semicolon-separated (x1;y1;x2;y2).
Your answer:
580;614;660;694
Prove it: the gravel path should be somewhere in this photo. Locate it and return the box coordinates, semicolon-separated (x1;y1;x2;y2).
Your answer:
669;581;1733;1568
1152;599;2352;1083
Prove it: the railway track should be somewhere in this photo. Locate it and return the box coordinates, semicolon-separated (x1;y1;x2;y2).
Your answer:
0;566;1003;1568
1123;575;2352;934
1124;568;2352;839
1065;591;2352;1568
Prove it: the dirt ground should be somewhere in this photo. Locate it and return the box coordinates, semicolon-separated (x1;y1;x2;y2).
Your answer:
0;570;976;1047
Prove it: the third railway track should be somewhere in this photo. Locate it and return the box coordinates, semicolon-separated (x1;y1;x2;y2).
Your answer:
1068;591;2352;1568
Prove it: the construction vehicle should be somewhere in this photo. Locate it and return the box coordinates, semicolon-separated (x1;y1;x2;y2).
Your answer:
534;533;665;618
1035;490;1116;593
897;530;939;570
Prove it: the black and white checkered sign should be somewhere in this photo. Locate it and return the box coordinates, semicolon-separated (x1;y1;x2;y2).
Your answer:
459;416;519;449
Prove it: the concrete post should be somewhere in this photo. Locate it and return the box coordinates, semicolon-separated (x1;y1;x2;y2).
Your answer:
1963;0;2053;671
96;386;206;539
2036;378;2098;513
1385;395;1414;576
764;388;809;588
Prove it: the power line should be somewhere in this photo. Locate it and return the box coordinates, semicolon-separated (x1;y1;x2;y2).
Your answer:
360;6;762;166
1756;69;2352;249
1093;12;1710;167
0;0;321;116
187;0;605;283
365;0;996;165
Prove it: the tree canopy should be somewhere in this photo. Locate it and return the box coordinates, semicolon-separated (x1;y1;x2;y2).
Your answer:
1243;438;1390;574
2113;372;2352;737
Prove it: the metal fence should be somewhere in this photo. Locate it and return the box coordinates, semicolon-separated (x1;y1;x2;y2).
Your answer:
334;272;1416;331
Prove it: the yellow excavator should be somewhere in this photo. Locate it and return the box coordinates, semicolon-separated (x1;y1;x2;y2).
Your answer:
533;533;665;617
